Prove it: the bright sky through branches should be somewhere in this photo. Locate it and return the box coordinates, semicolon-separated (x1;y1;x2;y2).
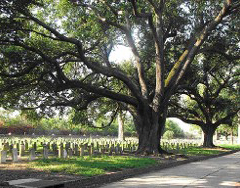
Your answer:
109;45;133;63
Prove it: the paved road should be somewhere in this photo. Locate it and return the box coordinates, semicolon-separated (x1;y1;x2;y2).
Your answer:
100;152;240;188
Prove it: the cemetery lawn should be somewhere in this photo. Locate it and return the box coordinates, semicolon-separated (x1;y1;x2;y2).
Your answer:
219;144;240;150
28;156;157;176
27;147;234;177
178;146;231;157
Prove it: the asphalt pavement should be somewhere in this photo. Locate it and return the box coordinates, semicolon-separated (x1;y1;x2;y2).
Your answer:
100;151;240;188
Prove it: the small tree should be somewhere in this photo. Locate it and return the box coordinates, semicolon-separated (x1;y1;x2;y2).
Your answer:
217;124;236;140
163;130;174;140
164;120;184;138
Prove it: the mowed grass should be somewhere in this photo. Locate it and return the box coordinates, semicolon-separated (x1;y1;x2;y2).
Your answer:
29;156;157;176
27;145;240;177
219;144;240;150
178;147;228;156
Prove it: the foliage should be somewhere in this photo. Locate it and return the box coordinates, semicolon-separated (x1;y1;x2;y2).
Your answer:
0;109;34;134
217;114;239;138
69;102;136;136
169;43;240;147
189;124;202;133
163;130;174;140
0;125;33;134
217;124;237;138
174;54;239;126
0;108;136;136
164;120;184;138
20;110;43;125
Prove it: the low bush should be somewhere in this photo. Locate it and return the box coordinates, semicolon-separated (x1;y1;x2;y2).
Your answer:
0;125;34;134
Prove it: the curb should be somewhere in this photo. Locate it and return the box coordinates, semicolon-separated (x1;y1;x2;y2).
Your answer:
64;150;238;188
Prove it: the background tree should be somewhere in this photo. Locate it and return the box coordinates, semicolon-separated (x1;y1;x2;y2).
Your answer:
69;104;136;136
20;109;43;133
217;124;236;142
163;120;184;139
0;0;239;154
169;51;240;147
217;113;240;142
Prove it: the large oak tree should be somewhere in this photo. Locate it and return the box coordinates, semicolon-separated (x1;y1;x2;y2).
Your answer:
170;52;240;147
0;0;239;154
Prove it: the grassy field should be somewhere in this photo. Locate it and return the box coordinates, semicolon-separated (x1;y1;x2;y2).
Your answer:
28;156;157;176
219;144;240;150
25;145;240;177
178;147;227;156
178;144;240;157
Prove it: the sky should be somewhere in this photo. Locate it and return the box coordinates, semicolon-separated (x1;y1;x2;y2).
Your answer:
109;45;133;63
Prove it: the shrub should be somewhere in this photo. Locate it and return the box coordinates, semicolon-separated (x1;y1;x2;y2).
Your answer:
163;130;174;140
0;125;34;135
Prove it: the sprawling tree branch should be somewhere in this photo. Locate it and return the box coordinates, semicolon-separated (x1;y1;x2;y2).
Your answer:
214;110;239;126
165;0;237;93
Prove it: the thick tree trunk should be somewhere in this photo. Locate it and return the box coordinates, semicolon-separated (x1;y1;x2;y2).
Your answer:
202;124;217;147
134;106;168;155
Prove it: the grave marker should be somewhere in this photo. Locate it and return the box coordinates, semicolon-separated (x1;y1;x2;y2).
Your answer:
0;150;7;163
19;143;25;157
79;145;84;157
63;149;67;159
29;148;36;161
43;145;49;159
67;148;73;158
12;148;18;162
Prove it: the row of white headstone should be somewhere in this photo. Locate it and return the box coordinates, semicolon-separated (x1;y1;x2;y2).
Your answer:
0;149;18;163
0;148;38;164
0;146;75;164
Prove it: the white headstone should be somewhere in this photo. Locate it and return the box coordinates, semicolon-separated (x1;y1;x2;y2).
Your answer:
63;149;67;159
29;148;36;161
67;148;73;158
12;148;18;162
0;150;7;163
43;148;48;159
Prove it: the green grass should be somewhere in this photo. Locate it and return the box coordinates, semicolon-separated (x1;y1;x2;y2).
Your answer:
25;145;240;177
219;144;240;150
178;147;227;156
179;144;240;156
29;156;157;176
